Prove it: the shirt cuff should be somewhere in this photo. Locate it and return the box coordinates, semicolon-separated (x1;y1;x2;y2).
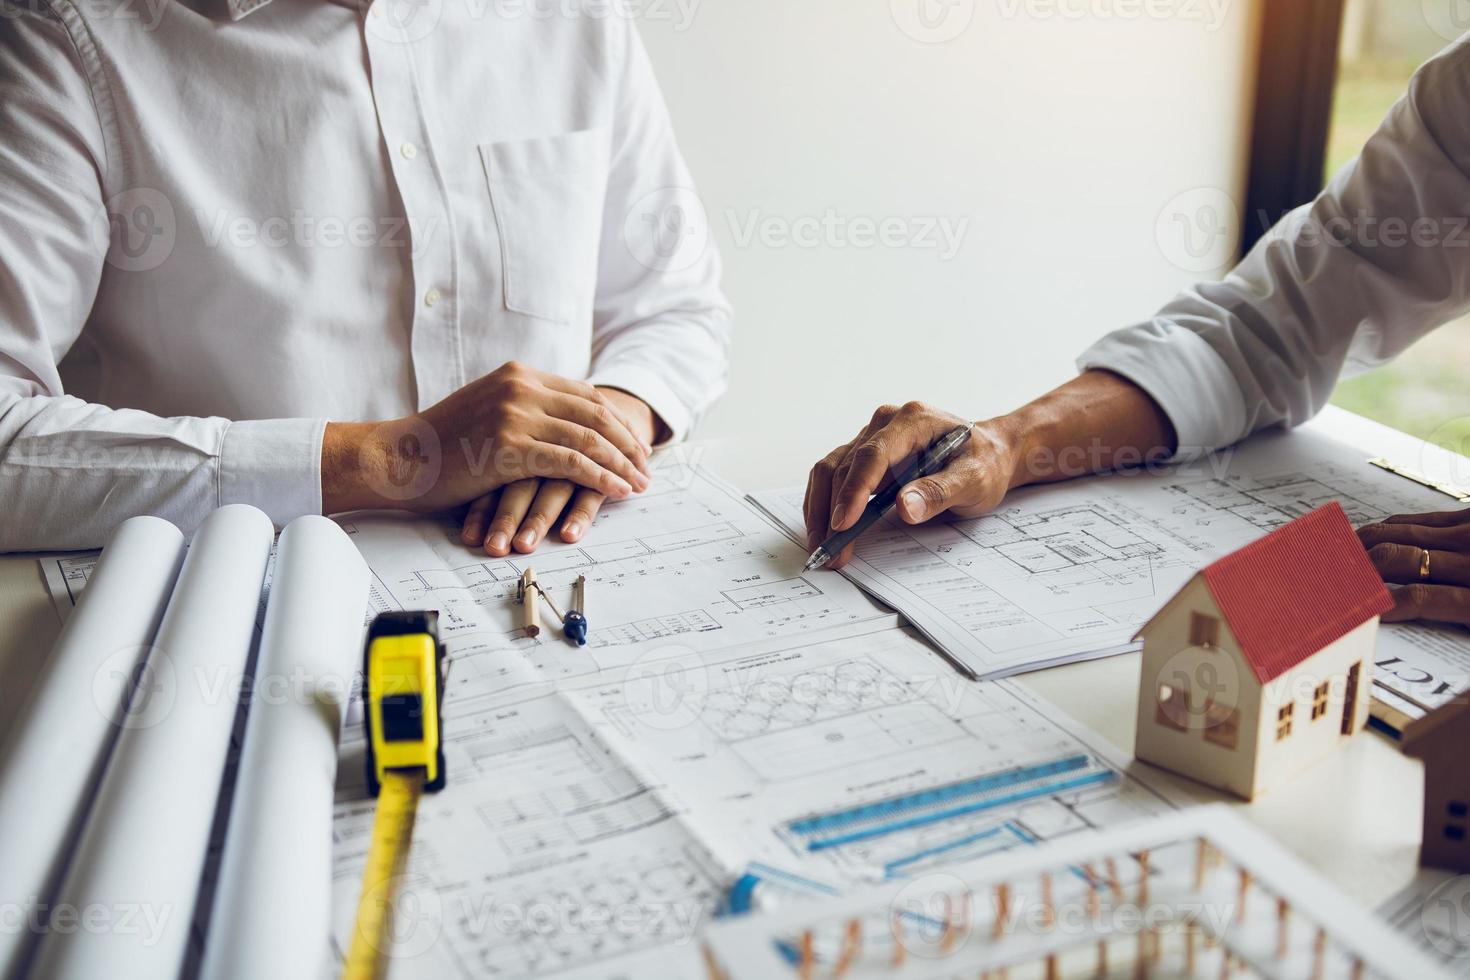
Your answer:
585;364;693;444
218;417;327;527
1077;320;1250;459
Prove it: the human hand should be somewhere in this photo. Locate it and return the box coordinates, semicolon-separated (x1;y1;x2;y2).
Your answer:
1359;508;1470;625
458;387;660;555
803;402;1020;569
322;362;652;515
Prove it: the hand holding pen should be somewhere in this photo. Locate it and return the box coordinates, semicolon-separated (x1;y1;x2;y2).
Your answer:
803;404;1013;571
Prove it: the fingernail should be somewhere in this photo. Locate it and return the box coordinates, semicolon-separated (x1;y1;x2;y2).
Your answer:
564;521;583;540
831;506;846;529
488;532;509;552
516;530;537;550
902;490;924;517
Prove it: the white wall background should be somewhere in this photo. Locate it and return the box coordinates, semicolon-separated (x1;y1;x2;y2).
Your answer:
637;0;1262;485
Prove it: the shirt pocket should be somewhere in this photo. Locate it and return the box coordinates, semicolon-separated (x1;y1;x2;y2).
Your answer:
478;129;609;324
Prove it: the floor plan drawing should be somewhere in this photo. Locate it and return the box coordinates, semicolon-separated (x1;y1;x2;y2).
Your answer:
1162;469;1392;530
330;691;724;980
749;427;1466;679
579;626;1196;894
343;463;893;699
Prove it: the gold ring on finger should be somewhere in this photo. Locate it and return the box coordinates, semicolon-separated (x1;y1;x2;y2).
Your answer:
1420;547;1432;581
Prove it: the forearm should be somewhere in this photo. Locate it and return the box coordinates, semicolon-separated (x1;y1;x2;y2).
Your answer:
998;369;1177;492
321;420;395;516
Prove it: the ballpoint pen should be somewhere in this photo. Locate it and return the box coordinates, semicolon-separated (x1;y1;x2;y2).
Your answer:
803;424;975;572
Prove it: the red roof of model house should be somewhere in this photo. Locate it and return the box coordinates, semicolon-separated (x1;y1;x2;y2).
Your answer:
1193;502;1393;683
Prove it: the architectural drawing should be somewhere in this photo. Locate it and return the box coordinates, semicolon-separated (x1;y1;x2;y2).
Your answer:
330;691;724;979
581;626;1193;894
749;427;1464;679
346;464;892;699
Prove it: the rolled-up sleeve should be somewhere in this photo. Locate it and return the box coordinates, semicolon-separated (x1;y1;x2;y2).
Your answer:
1080;35;1470;456
585;20;733;443
0;4;324;551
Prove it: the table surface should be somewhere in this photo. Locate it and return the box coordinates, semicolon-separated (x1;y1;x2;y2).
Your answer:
0;406;1440;910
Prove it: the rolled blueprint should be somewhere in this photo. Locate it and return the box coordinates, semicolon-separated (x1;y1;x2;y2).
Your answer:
0;516;186;980
199;516;369;980
29;505;274;980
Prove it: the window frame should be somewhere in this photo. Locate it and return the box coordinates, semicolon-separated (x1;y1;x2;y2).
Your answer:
1188;612;1220;649
1276;702;1294;741
1311;681;1330;721
1204;699;1240;750
1241;0;1348;255
1156;678;1192;732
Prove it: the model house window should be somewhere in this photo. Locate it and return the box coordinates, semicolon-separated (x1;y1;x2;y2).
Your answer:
1203;700;1238;750
1156;680;1190;732
1446;825;1466;842
1450;802;1468;818
1276;703;1294;741
1449;801;1468;843
1311;682;1329;720
1189;612;1219;648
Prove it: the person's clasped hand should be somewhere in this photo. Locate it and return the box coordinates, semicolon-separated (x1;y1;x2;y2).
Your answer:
1359;509;1470;625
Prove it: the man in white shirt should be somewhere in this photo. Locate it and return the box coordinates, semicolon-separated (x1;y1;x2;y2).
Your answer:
0;0;730;553
805;35;1470;626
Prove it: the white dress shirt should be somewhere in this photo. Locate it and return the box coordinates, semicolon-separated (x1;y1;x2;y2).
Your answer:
1081;36;1470;457
0;0;730;550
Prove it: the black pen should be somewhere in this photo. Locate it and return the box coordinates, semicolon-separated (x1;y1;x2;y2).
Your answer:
803;424;975;572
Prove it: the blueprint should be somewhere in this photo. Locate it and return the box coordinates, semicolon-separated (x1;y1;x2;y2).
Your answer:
342;461;894;700
1380;870;1470;976
571;625;1194;896
750;425;1470;680
328;687;724;979
323;624;1194;978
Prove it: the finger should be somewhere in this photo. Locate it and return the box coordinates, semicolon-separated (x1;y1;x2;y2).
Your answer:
804;447;850;551
1365;542;1470;587
830;430;926;532
460;492;496;547
524;441;635;499
1356;521;1467;552
514;479;576;553
537;418;649;493
485;479;539;556
541;376;653;452
1383;583;1470;626
1382;508;1470;528
560;487;606;543
896;456;992;524
549;392;651;475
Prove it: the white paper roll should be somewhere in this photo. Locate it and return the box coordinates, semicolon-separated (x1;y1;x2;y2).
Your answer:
0;516;186;980
198;516;369;980
29;505;274;980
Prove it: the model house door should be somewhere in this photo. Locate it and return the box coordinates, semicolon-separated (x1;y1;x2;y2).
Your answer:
1342;662;1361;734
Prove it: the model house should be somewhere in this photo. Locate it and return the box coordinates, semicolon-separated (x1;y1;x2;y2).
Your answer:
1403;699;1470;872
1133;502;1392;800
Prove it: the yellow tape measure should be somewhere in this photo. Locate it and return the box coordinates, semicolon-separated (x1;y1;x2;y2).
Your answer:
344;612;447;980
344;771;424;980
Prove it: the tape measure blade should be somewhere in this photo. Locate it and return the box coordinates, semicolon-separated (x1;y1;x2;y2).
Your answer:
344;771;426;980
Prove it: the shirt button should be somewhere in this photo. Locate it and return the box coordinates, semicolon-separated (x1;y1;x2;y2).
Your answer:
424;288;441;308
400;142;418;160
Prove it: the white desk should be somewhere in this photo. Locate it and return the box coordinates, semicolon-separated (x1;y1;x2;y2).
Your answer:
0;405;1432;910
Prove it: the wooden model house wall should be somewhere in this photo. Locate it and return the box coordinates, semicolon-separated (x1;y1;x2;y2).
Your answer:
1403;699;1470;872
1134;502;1392;800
